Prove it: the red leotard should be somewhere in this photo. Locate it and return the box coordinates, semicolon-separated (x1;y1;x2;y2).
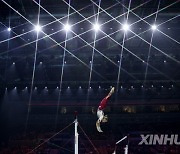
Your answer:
98;97;109;110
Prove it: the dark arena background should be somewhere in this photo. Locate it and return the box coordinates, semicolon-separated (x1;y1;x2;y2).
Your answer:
0;0;180;153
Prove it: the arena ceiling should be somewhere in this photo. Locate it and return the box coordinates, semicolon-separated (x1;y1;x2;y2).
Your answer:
0;0;180;100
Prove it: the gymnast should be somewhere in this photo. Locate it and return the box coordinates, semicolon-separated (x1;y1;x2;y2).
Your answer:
96;87;115;132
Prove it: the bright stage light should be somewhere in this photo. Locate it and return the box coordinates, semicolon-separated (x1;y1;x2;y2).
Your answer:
93;23;101;32
63;23;71;32
122;23;130;31
151;24;157;31
7;27;11;31
34;25;42;32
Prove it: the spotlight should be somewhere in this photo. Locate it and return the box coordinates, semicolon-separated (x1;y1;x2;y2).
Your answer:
79;86;81;89
13;62;15;65
151;24;157;31
99;86;101;88
93;23;101;32
63;23;71;32
122;23;130;31
7;27;11;31
34;24;42;32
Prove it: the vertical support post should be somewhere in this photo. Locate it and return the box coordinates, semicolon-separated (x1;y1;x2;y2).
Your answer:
124;145;128;154
74;111;78;154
